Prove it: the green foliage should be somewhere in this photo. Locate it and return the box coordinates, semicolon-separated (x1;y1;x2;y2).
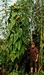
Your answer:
7;0;33;62
9;71;18;75
0;0;44;74
6;0;44;72
0;40;10;71
39;70;44;75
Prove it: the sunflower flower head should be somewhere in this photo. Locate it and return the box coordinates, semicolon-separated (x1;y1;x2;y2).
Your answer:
13;2;16;7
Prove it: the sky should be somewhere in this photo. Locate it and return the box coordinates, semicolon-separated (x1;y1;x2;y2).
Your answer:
0;0;17;39
0;0;17;5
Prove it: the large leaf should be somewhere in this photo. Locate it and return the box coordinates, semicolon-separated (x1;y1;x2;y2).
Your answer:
8;18;15;30
8;34;13;45
10;53;16;62
13;33;19;44
12;11;17;18
11;17;16;25
16;28;22;37
17;40;22;50
7;23;13;30
20;45;25;55
18;28;22;37
13;42;18;52
6;31;10;38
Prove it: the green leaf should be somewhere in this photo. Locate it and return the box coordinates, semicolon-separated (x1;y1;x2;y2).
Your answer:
16;52;19;59
12;11;17;18
10;53;16;62
8;39;12;45
8;34;13;45
10;34;13;38
6;31;10;38
13;43;18;52
20;45;25;55
15;42;18;49
17;40;22;50
11;17;16;25
11;50;16;54
16;28;22;37
13;33;19;44
7;23;13;30
18;28;22;37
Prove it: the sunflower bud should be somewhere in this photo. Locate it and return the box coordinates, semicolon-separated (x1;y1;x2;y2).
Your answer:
16;16;20;20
